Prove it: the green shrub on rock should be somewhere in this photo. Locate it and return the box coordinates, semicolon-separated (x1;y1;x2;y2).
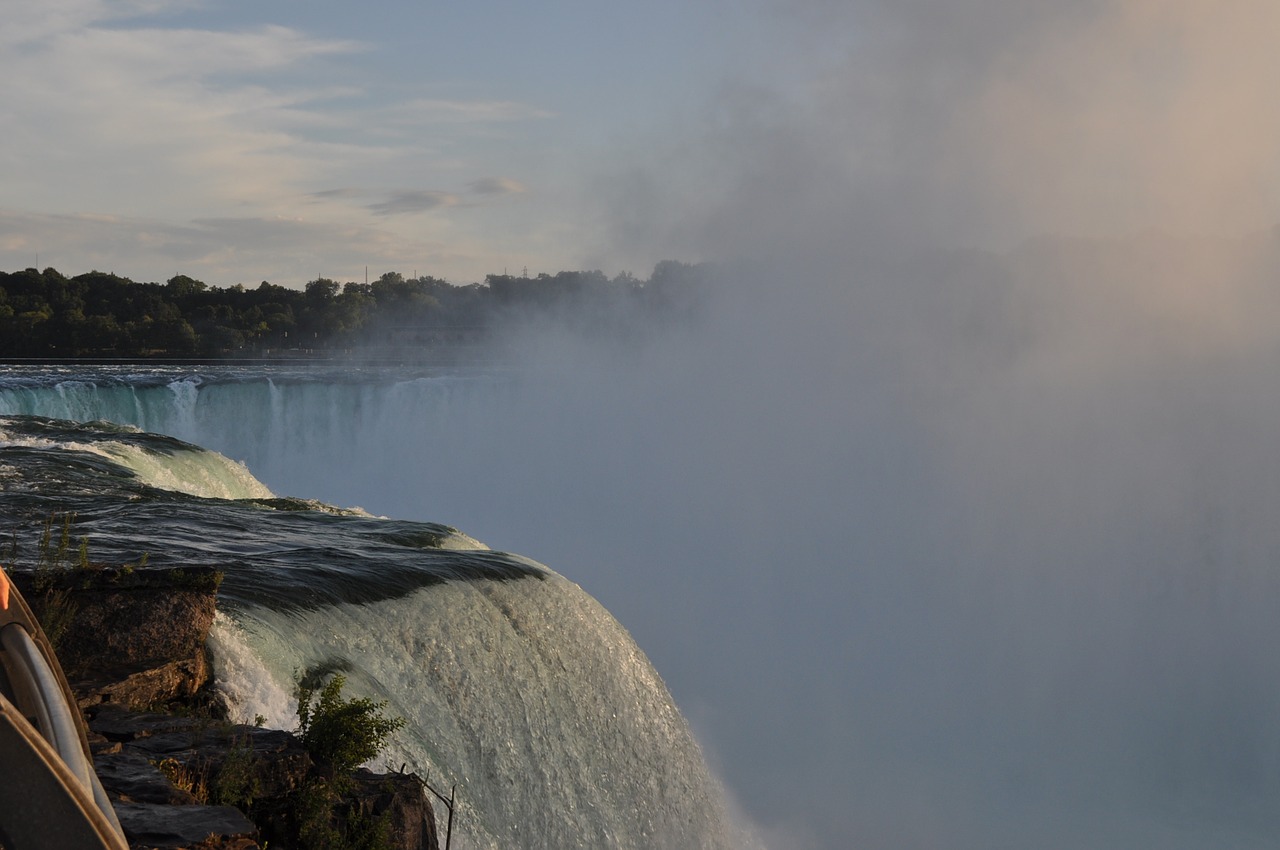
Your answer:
295;674;405;774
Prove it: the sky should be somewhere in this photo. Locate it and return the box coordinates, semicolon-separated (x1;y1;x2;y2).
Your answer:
5;1;1280;288
0;0;756;287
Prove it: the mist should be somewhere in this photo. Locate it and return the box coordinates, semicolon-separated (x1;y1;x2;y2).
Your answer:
430;2;1280;846
197;229;1272;848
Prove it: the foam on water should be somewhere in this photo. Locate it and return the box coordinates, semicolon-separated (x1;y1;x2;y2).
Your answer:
95;441;275;501
208;613;297;731
0;418;273;501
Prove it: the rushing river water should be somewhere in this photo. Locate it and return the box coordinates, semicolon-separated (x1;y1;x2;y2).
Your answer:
0;366;741;849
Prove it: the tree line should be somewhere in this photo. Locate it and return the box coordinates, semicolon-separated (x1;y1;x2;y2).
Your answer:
0;262;707;358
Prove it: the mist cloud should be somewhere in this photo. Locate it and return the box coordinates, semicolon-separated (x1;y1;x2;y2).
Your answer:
601;0;1280;268
961;0;1280;240
565;2;1280;846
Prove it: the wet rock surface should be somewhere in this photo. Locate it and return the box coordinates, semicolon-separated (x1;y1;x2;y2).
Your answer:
112;803;258;849
86;704;438;849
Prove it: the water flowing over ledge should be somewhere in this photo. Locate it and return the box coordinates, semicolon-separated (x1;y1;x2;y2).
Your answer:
0;406;739;849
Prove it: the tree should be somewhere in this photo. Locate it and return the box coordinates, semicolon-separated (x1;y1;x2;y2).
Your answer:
306;278;340;300
166;275;207;298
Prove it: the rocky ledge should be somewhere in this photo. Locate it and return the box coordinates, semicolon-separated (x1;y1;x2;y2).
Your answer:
12;567;440;850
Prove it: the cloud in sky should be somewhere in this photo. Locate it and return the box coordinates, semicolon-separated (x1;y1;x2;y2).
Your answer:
0;11;375;244
0;0;569;284
23;0;1280;290
367;190;459;216
468;177;526;196
0;205;522;288
390;99;556;125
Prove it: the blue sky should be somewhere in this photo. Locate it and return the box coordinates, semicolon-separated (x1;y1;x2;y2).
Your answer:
0;0;772;286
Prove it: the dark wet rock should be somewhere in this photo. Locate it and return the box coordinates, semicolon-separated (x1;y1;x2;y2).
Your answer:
88;704;438;850
113;802;257;849
94;750;199;805
347;770;439;850
89;703;204;741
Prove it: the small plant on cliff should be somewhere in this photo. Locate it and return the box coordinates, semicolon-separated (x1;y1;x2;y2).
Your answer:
294;778;346;849
154;757;210;803
33;586;77;651
291;672;403;850
30;513;90;586
292;776;396;850
295;673;405;775
0;514;87;650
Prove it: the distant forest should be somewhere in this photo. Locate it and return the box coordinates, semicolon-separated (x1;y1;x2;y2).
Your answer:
0;262;708;358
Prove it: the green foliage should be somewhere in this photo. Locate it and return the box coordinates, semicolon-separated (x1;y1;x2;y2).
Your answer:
294;779;345;849
0;262;706;357
343;801;395;850
34;512;88;577
118;552;147;577
292;776;396;850
295;674;405;774
211;735;262;809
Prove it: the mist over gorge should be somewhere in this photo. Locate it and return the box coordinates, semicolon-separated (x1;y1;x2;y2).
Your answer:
566;2;1280;839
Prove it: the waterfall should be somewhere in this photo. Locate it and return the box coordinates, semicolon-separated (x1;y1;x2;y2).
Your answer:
0;404;742;848
211;573;735;849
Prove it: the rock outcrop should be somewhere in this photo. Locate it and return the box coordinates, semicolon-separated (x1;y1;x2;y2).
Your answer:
11;566;218;710
11;566;440;850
